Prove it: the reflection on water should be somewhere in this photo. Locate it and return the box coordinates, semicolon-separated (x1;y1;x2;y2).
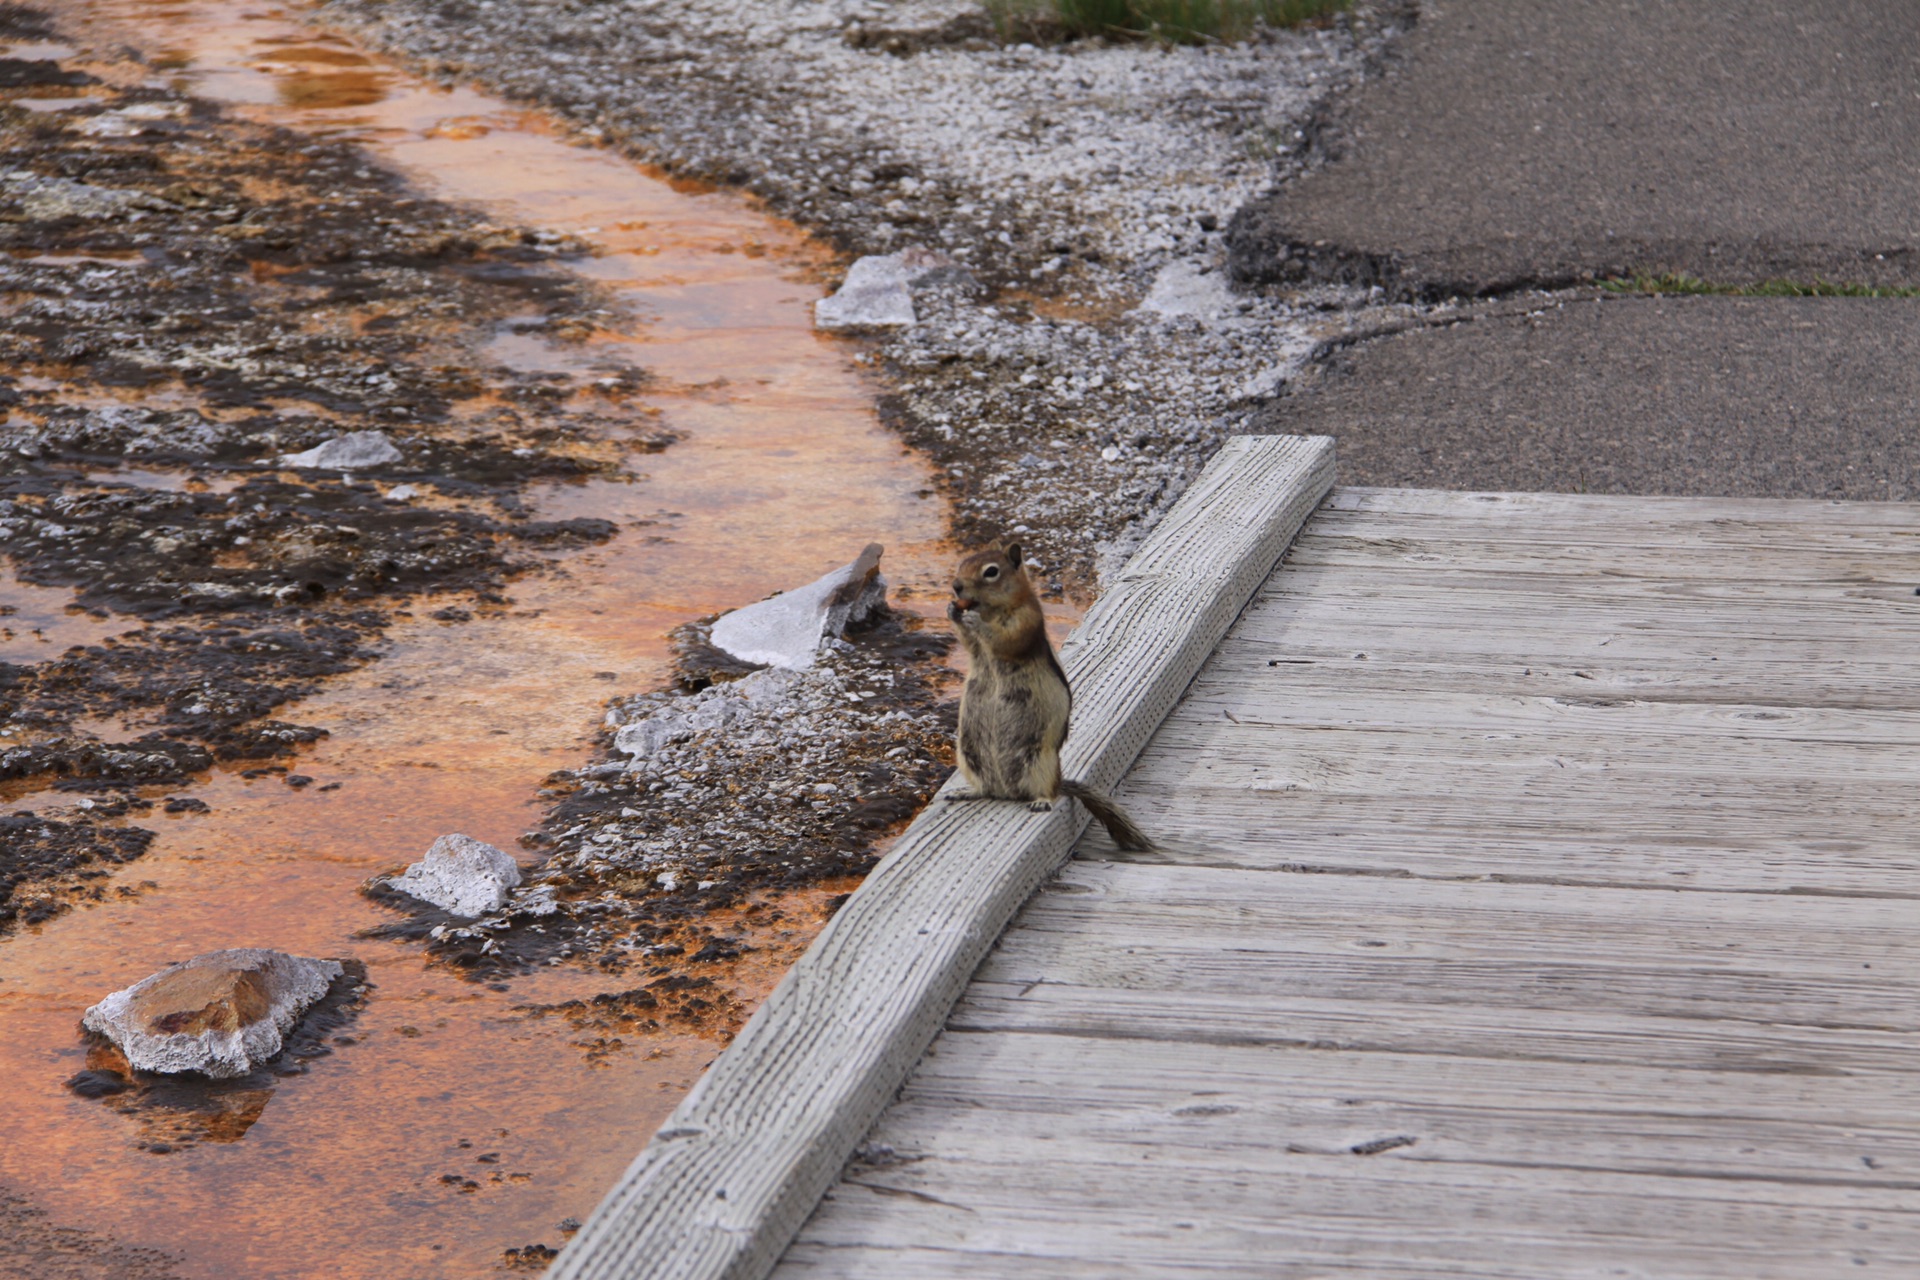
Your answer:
3;2;955;1277
0;570;126;665
83;467;250;494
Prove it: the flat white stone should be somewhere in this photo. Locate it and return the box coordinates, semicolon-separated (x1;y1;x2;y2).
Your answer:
708;544;886;670
82;948;344;1079
278;430;403;470
383;832;522;918
813;249;955;330
1135;258;1241;328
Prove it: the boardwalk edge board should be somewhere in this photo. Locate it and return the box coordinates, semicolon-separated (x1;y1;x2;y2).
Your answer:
547;434;1337;1280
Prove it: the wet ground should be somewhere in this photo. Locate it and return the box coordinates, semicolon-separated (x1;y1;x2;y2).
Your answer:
0;1;984;1274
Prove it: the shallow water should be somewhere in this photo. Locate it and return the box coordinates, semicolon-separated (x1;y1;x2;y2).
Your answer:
2;2;956;1274
0;570;127;664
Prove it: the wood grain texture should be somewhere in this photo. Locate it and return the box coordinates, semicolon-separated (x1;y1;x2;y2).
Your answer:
775;485;1920;1278
546;435;1336;1280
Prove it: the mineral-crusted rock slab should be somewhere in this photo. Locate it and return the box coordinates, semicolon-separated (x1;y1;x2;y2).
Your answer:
813;250;955;330
82;948;344;1079
278;430;403;470
383;832;522;917
708;543;886;670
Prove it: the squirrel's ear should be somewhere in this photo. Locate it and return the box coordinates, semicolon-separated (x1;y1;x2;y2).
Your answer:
1005;542;1022;568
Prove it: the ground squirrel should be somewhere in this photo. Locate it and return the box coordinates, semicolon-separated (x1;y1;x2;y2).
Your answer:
945;541;1154;851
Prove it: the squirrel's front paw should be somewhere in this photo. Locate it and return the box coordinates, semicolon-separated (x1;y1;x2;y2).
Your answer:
1026;799;1054;813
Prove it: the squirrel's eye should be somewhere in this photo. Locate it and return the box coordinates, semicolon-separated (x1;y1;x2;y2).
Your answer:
982;565;1000;580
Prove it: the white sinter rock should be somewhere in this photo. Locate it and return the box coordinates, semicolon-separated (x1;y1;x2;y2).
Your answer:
82;948;344;1079
708;542;886;670
814;249;955;330
1135;259;1242;327
382;832;522;917
278;430;404;470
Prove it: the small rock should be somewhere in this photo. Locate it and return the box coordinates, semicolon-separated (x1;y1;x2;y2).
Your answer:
708;542;886;669
81;949;344;1079
613;715;695;760
382;833;522;918
383;483;418;502
65;1068;132;1098
813;249;952;330
278;430;403;470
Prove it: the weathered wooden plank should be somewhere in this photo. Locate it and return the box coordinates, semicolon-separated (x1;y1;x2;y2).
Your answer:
546;436;1336;1280
779;1075;1920;1278
1115;779;1914;846
776;1020;1920;1275
1327;485;1920;535
1236;598;1912;652
1285;534;1920;583
953;982;1920;1075
976;863;1920;1031
883;1032;1920;1183
1187;648;1920;707
1235;586;1920;651
778;1149;1920;1279
1217;640;1920;698
1089;814;1919;897
1174;677;1920;742
1130;739;1920;811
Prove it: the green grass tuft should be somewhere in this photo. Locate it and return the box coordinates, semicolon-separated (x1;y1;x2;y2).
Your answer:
986;0;1349;45
1602;272;1920;299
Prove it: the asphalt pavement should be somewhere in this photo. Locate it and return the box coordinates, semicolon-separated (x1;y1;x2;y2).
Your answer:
1236;0;1920;498
1255;294;1920;500
1231;0;1920;296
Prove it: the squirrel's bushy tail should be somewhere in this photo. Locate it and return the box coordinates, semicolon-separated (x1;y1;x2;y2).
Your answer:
1060;780;1156;852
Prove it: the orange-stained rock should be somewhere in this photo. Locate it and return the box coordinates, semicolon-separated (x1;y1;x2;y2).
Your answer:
82;949;343;1078
133;965;274;1036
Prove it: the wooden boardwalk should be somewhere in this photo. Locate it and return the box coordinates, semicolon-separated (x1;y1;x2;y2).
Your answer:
553;442;1920;1280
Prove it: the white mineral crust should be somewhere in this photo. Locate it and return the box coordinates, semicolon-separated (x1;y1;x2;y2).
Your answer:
708;544;886;670
383;832;522;917
814;249;955;330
